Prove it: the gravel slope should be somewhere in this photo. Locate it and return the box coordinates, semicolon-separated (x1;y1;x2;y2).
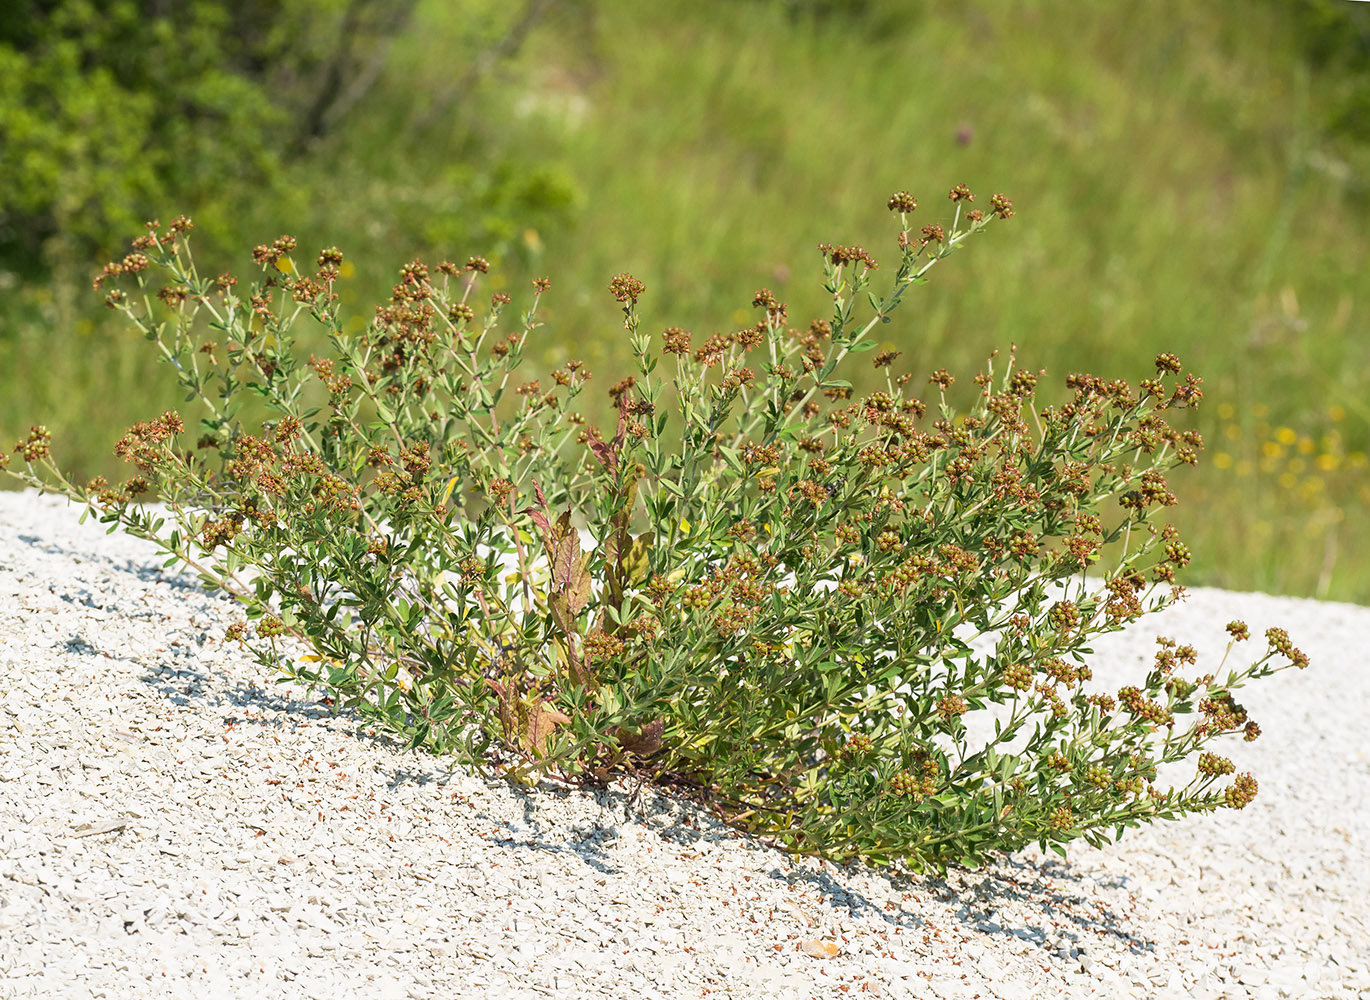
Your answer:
0;490;1367;1000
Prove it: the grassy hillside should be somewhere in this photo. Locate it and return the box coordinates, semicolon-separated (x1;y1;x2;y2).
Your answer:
3;0;1368;601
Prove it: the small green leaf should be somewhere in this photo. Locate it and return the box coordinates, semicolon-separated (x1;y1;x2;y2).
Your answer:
718;447;744;476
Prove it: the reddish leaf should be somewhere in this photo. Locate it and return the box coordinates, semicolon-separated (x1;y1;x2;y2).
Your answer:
603;530;626;607
489;678;519;744
567;569;592;617
522;507;552;537
526;699;571;757
565;640;597;690
612;716;664;756
520;479;553;538
550;511;592;615
588;406;629;475
547;598;597;690
549;591;573;637
488;676;571;757
588;437;617;475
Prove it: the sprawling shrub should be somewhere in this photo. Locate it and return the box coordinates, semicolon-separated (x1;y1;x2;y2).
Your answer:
5;189;1308;872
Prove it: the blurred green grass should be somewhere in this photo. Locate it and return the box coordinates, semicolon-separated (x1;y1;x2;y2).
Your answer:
2;0;1367;603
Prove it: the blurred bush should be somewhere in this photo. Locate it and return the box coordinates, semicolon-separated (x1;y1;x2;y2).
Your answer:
0;0;413;274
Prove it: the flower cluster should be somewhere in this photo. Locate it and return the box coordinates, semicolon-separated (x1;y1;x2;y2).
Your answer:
1265;626;1310;668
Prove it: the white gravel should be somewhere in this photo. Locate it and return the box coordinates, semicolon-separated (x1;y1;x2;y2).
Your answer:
0;489;1367;1000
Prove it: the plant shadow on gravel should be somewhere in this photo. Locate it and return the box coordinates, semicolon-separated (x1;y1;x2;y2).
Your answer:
766;853;1151;956
15;530;238;600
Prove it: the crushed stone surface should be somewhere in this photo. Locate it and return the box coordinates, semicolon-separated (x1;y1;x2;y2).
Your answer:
0;490;1367;999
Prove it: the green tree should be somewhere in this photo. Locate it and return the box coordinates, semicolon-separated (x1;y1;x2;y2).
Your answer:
0;0;420;276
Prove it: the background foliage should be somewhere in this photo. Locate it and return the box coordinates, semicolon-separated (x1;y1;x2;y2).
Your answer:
2;0;1368;603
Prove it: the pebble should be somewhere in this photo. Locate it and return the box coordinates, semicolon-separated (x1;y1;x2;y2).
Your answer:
1;490;1368;999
